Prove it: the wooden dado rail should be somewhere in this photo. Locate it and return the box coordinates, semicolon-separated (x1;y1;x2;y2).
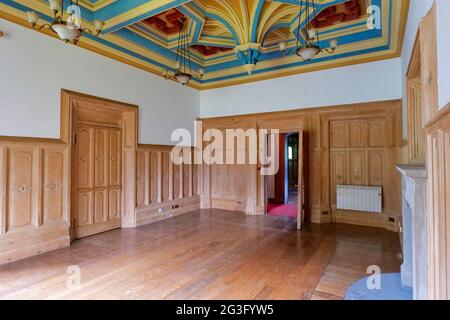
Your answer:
136;145;200;226
0;138;70;264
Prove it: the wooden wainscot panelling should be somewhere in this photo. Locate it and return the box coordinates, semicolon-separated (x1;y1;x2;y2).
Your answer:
135;145;200;227
425;103;450;300
200;121;263;215
420;3;439;126
405;27;426;165
200;100;403;231
326;107;401;231
0;140;70;265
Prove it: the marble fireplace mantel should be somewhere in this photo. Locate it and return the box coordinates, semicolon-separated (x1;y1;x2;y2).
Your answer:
396;164;428;300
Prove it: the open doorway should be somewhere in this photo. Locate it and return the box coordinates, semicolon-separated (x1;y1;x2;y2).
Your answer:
267;133;298;218
265;131;304;229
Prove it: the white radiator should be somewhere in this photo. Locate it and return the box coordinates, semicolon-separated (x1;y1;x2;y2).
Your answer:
336;185;382;213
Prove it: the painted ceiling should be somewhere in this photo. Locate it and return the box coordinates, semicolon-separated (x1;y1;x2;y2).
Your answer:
0;0;409;89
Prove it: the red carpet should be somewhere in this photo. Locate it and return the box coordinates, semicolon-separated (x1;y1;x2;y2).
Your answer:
267;203;297;218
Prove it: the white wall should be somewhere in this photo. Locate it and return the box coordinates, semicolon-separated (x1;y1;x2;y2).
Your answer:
436;0;450;109
200;58;402;118
0;19;199;145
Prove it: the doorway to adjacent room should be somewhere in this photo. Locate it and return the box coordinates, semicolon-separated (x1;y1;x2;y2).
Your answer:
266;131;305;229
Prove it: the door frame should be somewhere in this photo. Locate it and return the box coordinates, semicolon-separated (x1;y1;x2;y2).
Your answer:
264;130;305;230
60;89;138;240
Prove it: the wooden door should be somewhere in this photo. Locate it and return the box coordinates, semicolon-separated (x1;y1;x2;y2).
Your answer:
297;131;305;230
73;124;122;239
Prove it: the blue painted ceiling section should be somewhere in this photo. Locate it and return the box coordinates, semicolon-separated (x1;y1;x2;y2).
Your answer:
0;0;401;87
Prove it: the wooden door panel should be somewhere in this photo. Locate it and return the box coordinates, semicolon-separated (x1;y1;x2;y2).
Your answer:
349;120;368;148
330;151;347;206
77;192;92;226
349;151;366;186
74;124;122;239
136;150;146;207
369;151;384;186
150;152;158;203
369;119;386;147
162;152;169;202
226;165;233;196
43;150;64;221
183;163;190;198
94;190;108;223
330;121;348;148
109;188;121;220
211;165;219;197
109;129;121;186
173;163;180;199
235;165;245;198
193;164;199;196
8;148;34;228
331;151;347;185
94;128;109;188
77;126;93;189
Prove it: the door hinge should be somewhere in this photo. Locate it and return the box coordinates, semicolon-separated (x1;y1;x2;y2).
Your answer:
73;134;77;145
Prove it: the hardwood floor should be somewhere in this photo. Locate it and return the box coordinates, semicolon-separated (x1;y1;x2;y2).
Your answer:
0;210;402;300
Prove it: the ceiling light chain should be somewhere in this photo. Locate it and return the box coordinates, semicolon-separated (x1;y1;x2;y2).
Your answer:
295;0;338;61
163;18;205;85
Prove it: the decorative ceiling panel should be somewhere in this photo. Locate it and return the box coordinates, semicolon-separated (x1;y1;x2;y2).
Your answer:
0;0;409;89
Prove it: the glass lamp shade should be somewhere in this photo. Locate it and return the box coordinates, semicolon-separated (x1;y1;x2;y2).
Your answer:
329;39;338;49
243;63;256;75
27;11;40;24
174;71;192;85
52;22;82;43
49;0;63;13
296;45;320;61
307;28;318;39
93;19;105;32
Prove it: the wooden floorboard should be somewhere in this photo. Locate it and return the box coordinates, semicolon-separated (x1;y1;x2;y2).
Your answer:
0;209;402;300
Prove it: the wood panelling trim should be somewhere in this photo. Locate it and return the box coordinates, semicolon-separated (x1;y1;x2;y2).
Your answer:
407;79;426;163
420;4;439;125
424;103;450;129
0;147;7;235
119;111;137;228
406;31;421;79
